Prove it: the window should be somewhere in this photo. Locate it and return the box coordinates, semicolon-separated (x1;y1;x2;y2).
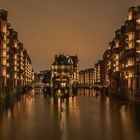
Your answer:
128;32;135;41
2;59;6;65
2;68;6;76
128;41;134;49
128;11;133;20
136;18;140;24
127;58;134;66
115;41;119;48
1;23;7;33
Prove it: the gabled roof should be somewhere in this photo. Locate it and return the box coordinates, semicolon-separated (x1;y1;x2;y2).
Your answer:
53;54;74;66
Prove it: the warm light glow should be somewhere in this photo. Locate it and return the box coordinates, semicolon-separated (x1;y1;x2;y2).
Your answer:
14;66;17;71
1;23;7;33
128;11;133;20
115;41;119;48
61;83;66;87
136;40;140;43
20;52;23;56
14;55;17;59
128;41;134;49
2;69;6;76
116;60;119;65
136;18;140;24
127;58;134;66
14;41;18;48
128;32;134;41
14;60;17;65
4;35;6;41
116;67;119;71
2;51;6;57
14;74;17;79
128;71;133;78
2;59;7;65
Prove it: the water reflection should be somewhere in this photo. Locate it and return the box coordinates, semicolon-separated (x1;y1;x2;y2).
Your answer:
78;88;102;97
49;96;80;140
0;88;140;140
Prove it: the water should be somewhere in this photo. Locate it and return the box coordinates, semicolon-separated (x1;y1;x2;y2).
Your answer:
0;89;140;140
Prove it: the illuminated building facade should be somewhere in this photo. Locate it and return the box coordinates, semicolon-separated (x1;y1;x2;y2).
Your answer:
7;28;18;89
51;54;79;89
79;62;103;86
102;6;140;100
79;68;94;86
23;49;34;85
93;60;104;85
79;70;85;85
0;9;34;97
0;10;8;91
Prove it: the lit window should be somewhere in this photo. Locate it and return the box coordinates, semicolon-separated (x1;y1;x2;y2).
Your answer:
116;67;119;71
116;60;119;65
3;43;6;49
136;18;140;24
14;66;17;71
14;41;17;48
14;74;17;79
127;70;134;78
128;41;134;49
2;69;6;76
128;11;133;20
1;23;7;33
115;41;119;48
2;59;7;65
116;54;119;59
127;58;134;66
128;32;134;41
14;55;17;59
136;40;140;43
4;35;6;41
2;51;6;57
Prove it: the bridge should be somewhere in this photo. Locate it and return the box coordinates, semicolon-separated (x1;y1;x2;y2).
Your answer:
24;82;109;91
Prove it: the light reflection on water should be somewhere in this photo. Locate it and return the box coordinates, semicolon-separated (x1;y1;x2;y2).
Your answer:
0;88;140;140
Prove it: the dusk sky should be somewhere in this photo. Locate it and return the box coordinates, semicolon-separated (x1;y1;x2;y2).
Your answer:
1;0;140;72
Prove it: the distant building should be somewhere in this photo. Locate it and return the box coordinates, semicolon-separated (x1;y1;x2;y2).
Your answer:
93;60;104;85
79;61;103;86
79;68;94;85
51;54;79;89
79;70;85;85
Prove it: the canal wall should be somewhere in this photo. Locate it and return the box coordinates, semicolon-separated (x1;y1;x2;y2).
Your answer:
108;87;140;102
0;86;25;101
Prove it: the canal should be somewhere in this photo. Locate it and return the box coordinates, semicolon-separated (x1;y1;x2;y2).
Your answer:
0;89;140;140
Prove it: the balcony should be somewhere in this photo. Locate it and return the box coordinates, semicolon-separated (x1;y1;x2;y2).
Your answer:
124;48;135;57
124;64;136;70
